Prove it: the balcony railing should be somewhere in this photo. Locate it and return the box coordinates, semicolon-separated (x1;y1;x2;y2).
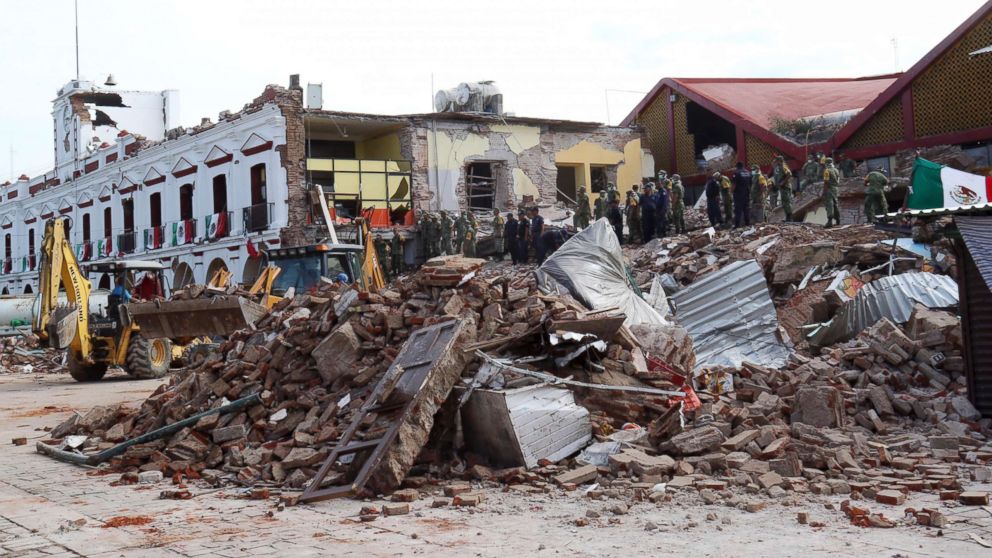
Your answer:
117;231;137;254
243;202;273;233
201;211;232;241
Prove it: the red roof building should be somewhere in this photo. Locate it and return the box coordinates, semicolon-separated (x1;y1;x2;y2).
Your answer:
623;0;992;181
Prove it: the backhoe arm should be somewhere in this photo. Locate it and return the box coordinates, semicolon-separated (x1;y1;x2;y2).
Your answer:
34;218;93;360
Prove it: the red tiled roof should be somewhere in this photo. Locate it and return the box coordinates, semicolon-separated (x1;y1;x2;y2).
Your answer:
670;77;899;129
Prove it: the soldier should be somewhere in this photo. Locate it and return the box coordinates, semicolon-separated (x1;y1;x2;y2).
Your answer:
374;233;391;278
439;210;453;255
453;212;467;253
420;214;435;258
720;172;734;227
732;162;752;228
705;172;723;228
574;186;591;229
390;227;403;276
773;155;794;221
463;227;477;258
516;208;530;263
863;168;889;224
529;206;546;263
823;157;841;228
504;212;519;264
467;210;479;232
656;171;672;237
428;215;442;257
640;183;657;242
768;161;780;209
593;190;606;221
492;208;506;259
750;164;768;223
840;156;857;178
607;198;624;243
671;174;686;235
800;154;818;192
626;187;641;244
606;182;619;204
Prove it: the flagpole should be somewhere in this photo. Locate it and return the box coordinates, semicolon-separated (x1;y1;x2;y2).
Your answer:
74;0;80;80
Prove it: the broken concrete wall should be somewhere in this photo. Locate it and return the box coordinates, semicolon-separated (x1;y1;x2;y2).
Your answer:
408;117;643;212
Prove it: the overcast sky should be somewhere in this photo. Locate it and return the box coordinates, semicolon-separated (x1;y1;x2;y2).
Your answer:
0;0;986;179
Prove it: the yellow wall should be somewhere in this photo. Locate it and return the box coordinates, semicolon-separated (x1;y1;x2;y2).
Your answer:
355;133;402;160
554;138;643;206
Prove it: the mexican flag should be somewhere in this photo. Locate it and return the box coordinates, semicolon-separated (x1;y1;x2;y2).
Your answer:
144;227;163;250
172;219;193;246
97;237;112;257
204;212;227;240
908;157;992;210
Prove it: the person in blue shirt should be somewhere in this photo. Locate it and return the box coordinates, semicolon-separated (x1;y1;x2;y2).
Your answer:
655;182;670;238
111;276;132;303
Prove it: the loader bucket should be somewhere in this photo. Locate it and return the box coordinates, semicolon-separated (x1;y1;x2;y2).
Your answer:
123;297;269;339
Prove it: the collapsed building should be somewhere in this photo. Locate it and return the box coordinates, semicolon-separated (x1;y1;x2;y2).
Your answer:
0;77;648;295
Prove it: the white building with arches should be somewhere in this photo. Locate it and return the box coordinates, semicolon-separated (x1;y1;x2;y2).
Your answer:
0;79;290;295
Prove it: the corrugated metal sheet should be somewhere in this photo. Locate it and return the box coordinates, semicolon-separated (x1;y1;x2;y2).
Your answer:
808;272;959;347
672;259;792;370
956;216;992;291
882;203;992;219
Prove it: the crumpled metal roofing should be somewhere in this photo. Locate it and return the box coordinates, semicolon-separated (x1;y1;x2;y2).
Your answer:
956;216;992;291
535;218;665;327
672;259;792;371
808;271;959;347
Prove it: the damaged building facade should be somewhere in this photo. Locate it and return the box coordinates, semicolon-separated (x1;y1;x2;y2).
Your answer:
623;0;992;209
0;78;646;294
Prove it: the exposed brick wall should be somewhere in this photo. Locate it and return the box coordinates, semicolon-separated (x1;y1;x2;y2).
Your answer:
249;86;307;247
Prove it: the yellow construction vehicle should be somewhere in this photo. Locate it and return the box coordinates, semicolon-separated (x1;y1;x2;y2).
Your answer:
266;219;384;295
34;218;173;381
35;217;270;382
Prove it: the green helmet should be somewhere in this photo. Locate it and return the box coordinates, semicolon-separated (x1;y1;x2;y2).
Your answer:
657;170;668;178
672;174;681;181
825;157;835;165
751;164;759;170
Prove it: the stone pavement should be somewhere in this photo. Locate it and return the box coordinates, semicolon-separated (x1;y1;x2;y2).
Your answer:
2;371;992;557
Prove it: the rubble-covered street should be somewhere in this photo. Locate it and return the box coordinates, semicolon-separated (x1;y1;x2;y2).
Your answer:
2;371;991;557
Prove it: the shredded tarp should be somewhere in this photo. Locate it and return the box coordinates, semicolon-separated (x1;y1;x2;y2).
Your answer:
535;218;665;327
672;259;792;370
807;271;959;347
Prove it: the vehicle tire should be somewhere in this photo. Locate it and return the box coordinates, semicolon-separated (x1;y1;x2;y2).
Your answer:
184;343;218;368
126;335;172;379
68;357;108;382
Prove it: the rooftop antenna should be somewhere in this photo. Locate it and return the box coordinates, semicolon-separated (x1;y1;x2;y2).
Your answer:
891;37;900;72
74;0;80;80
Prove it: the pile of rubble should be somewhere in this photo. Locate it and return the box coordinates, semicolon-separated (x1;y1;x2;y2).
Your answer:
0;334;62;374
40;218;987;529
44;256;654;495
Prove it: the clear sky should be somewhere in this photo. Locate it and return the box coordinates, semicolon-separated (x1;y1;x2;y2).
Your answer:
0;0;986;179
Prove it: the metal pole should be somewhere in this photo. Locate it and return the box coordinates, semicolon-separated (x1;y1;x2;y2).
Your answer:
74;0;80;80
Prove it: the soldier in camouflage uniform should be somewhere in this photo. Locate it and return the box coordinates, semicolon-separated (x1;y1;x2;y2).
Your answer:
720;173;734;227
626;187;641;243
863;169;889;224
773;155;794;221
574;187;591;229
800;154;818;192
463;227;477;258
594;190;606;221
656;170;673;237
823;158;841;228
750;164;769;223
439;210;453;255
430;215;443;257
671;174;686;234
492;208;506;259
606;182;619;204
390;227;403;276
374;234;391;278
420;214;434;258
453;212;467;253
